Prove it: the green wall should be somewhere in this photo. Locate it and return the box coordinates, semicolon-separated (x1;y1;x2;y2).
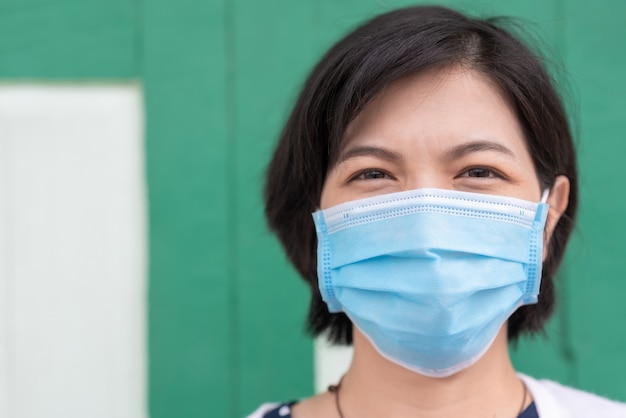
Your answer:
1;0;625;417
0;0;137;78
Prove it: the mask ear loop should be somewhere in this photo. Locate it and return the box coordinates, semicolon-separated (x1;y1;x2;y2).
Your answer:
540;189;550;204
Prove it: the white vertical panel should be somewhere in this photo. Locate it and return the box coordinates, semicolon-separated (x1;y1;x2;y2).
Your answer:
314;336;353;394
0;107;10;418
0;85;146;418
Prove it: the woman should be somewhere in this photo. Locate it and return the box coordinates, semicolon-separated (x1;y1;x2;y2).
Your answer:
249;5;626;418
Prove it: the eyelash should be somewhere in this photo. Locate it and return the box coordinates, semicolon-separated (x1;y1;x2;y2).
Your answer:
348;166;507;183
350;169;394;181
458;166;506;180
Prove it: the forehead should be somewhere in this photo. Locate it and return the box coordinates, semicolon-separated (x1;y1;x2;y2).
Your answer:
340;67;526;154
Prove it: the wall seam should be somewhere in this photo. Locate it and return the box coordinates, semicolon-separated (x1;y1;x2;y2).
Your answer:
553;0;579;387
224;0;240;415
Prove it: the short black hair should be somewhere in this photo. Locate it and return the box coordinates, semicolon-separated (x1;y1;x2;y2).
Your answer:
264;5;578;344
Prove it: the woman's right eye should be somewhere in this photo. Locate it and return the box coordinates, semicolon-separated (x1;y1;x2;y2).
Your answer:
352;169;392;181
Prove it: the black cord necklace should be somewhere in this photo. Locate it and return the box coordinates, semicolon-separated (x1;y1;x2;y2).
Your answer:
328;378;528;418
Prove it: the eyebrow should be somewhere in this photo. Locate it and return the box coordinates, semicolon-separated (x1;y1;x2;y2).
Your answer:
337;145;403;164
441;140;516;162
337;140;516;165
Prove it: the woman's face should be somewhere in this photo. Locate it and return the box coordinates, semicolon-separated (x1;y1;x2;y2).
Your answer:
320;68;543;209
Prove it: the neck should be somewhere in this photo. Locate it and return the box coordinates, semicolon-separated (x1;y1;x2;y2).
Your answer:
337;326;526;418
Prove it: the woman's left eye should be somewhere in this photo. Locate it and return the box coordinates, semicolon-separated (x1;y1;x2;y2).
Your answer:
460;167;501;178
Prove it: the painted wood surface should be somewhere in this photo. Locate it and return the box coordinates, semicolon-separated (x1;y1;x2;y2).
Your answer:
142;1;239;417
0;0;138;79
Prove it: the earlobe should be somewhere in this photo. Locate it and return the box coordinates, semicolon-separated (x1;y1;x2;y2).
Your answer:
543;175;570;260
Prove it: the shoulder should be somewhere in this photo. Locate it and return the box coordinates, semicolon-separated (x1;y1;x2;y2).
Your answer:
246;391;336;417
520;373;626;418
245;402;296;418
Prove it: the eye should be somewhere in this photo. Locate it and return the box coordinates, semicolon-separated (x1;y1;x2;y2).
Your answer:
352;169;393;181
459;167;503;179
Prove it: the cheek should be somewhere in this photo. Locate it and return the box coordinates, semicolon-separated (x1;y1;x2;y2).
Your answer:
319;168;346;209
319;189;330;210
319;178;335;210
320;186;347;209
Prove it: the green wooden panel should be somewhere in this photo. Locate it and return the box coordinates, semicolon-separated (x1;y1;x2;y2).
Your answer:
143;0;233;416
563;0;626;401
0;0;137;78
232;1;317;415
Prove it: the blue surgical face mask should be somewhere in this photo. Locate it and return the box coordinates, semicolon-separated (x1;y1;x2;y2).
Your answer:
312;188;549;378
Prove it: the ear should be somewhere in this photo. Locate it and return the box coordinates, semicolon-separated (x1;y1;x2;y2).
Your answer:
543;175;570;260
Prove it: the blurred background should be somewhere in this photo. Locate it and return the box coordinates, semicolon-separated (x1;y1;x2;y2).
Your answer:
0;0;625;417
